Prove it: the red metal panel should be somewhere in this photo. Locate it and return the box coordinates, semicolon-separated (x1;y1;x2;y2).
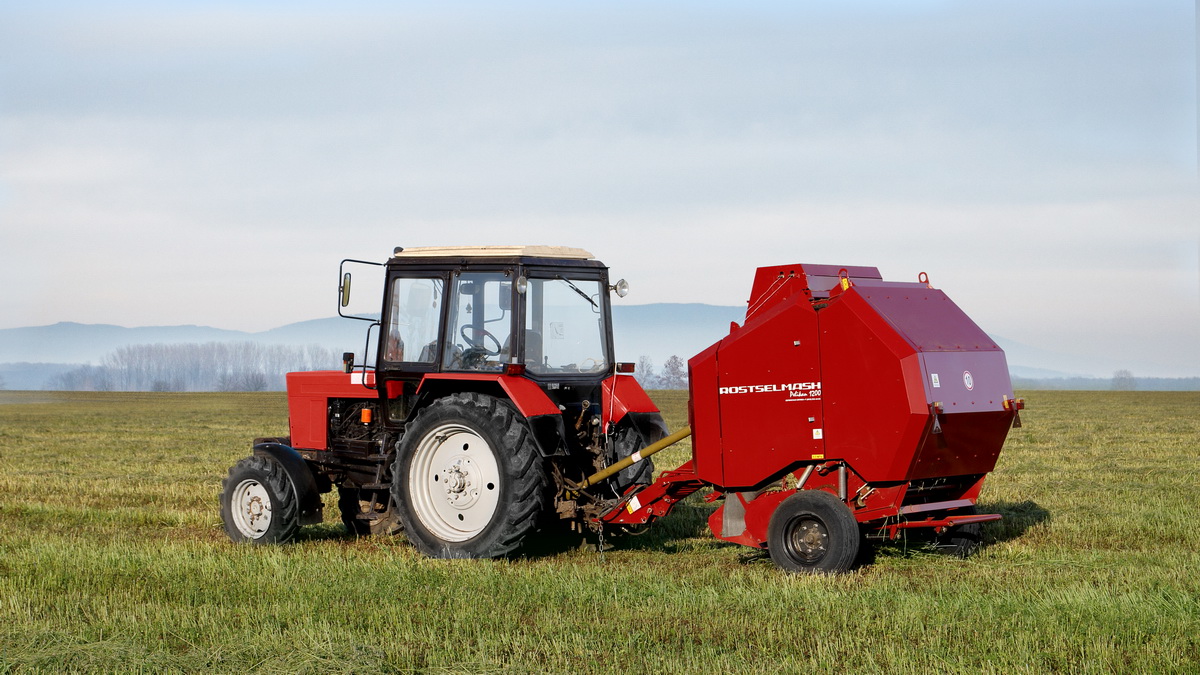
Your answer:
745;263;881;321
908;411;1013;479
600;374;660;429
680;295;826;491
286;371;377;450
819;291;928;482
920;350;1012;413
688;342;723;485
417;373;560;418
855;283;997;352
712;299;824;489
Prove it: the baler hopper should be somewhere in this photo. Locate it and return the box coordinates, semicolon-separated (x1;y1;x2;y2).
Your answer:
595;263;1023;573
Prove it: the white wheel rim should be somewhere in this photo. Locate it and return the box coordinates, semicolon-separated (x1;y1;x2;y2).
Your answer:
230;478;272;539
408;422;501;542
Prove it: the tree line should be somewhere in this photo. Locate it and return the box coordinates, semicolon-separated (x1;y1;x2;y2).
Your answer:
49;343;342;392
634;355;687;390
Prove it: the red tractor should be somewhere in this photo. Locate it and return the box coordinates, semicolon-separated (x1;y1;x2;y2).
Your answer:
220;246;666;558
220;247;1023;573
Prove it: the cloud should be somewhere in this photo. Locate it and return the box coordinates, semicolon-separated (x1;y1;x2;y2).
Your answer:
0;0;1196;375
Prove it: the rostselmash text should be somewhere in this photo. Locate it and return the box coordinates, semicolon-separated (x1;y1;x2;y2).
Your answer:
718;382;821;395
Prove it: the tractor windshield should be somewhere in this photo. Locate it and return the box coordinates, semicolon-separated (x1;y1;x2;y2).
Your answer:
443;272;514;371
524;276;608;374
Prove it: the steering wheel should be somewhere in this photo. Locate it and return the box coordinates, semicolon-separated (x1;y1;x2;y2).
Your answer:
579;357;603;372
459;325;501;356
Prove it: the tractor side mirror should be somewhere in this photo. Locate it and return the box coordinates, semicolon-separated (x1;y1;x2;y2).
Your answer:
342;352;355;373
340;272;352;307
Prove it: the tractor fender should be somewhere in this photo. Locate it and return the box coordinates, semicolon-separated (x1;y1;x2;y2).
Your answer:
416;373;560;418
252;442;325;526
601;374;660;430
413;374;568;457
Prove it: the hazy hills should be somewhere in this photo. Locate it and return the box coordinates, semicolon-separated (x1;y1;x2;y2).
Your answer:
0;304;1166;390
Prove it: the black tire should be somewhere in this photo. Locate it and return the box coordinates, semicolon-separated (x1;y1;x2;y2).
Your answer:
338;487;403;537
933;505;982;558
220;455;300;544
606;414;665;494
767;490;861;574
391;392;546;558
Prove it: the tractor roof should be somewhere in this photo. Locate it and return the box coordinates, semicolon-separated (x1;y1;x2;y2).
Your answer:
393;246;595;260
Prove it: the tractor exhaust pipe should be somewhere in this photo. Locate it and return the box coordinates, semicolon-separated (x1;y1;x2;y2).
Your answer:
575;427;693;491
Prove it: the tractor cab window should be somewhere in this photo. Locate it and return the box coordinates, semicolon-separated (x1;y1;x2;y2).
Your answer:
444;272;514;371
524;276;608;374
385;277;444;363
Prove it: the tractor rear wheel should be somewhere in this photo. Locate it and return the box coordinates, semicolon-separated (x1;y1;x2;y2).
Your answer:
767;490;860;574
391;392;546;558
338;487;402;537
220;455;300;544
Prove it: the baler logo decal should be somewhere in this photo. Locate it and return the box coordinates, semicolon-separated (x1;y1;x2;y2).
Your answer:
719;381;822;401
963;370;974;391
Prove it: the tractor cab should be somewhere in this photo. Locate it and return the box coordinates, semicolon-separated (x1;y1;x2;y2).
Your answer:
377;246;616;380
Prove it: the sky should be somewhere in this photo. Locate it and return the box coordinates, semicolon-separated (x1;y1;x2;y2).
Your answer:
1;0;1197;377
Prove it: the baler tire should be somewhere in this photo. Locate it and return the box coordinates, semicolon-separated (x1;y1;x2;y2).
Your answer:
767;490;861;574
220;455;301;544
391;392;546;559
933;505;982;558
338;487;403;537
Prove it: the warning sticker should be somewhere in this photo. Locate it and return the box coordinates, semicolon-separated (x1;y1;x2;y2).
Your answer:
963;371;974;391
931;373;941;388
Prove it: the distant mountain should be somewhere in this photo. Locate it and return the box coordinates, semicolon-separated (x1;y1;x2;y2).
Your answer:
611;303;746;366
0;319;367;365
0;306;1188;390
0;306;741;368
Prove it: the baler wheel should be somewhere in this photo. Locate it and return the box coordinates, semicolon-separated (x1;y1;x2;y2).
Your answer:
767;490;860;574
338;487;402;537
219;455;300;544
933;505;982;558
392;392;546;558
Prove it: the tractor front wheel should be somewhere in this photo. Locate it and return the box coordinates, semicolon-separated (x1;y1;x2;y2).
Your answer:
392;392;546;558
220;455;300;544
767;490;861;574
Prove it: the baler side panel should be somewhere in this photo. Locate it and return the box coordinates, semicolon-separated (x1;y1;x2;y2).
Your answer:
856;287;1017;480
688;342;724;485
818;293;928;483
711;300;824;489
820;285;1018;484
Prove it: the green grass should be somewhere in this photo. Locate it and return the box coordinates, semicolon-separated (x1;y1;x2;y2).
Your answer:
0;390;1197;672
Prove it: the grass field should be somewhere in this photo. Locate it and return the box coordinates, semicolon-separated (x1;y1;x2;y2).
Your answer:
0;390;1197;672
